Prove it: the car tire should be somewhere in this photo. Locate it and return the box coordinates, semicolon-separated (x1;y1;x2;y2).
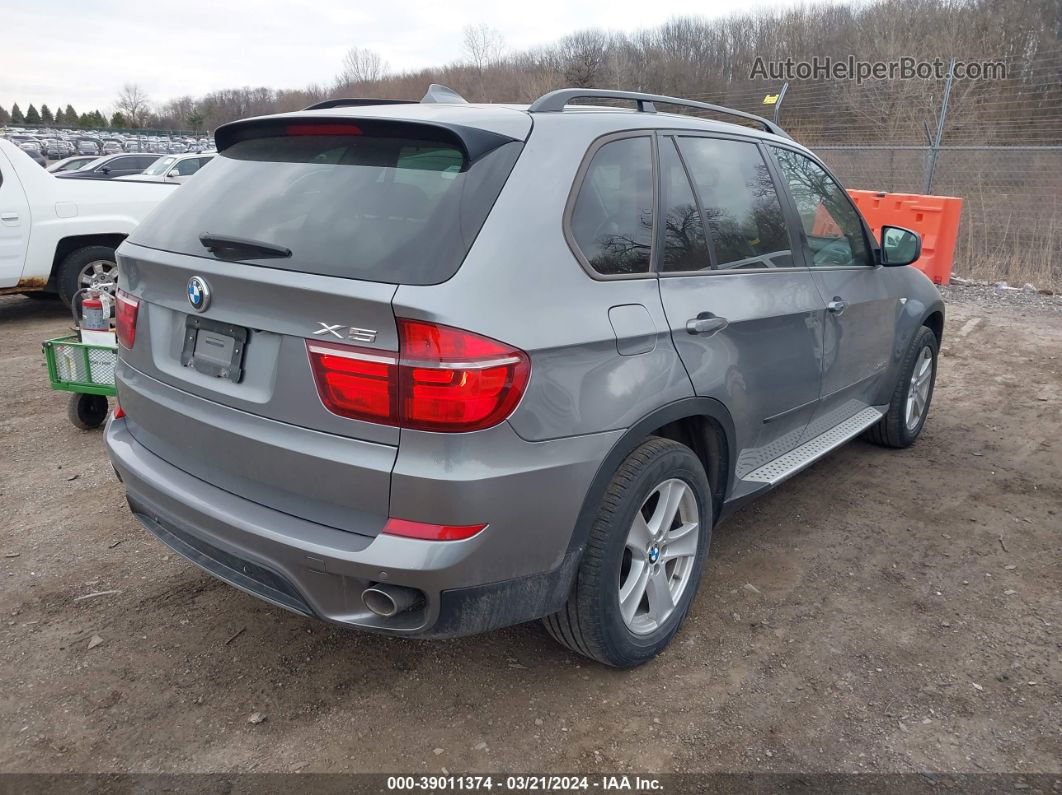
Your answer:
863;325;939;449
56;245;119;308
67;393;109;430
543;437;711;668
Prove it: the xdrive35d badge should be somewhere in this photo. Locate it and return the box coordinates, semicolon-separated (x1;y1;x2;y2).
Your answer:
186;276;210;312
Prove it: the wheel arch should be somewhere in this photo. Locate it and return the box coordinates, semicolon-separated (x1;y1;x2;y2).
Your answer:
922;307;945;345
51;233;127;283
564;397;737;560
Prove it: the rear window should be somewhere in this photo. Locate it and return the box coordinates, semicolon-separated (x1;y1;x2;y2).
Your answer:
130;131;522;285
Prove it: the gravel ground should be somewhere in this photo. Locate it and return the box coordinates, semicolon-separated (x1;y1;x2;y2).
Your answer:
0;290;1059;775
941;281;1062;313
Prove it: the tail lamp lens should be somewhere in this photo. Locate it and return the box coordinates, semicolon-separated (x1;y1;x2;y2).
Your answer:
115;289;139;349
307;319;530;432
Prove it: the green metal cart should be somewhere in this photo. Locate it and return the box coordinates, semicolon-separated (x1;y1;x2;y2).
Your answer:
42;334;117;429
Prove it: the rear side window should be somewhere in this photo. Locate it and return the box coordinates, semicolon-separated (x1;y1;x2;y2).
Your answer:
660;138;710;272
131;131;521;285
677;137;794;270
569;136;653;276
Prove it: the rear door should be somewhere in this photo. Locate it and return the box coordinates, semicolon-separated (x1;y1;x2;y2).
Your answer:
654;132;825;479
0;149;30;288
117;118;524;534
769;146;895;424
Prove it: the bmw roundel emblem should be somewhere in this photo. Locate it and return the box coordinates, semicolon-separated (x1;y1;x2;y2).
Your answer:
187;276;211;312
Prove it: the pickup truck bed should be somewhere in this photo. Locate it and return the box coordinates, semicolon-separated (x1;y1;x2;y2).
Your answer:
0;140;176;305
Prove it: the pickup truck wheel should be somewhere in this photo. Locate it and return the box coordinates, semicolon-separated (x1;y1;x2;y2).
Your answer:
543;437;711;668
863;325;939;448
57;246;119;307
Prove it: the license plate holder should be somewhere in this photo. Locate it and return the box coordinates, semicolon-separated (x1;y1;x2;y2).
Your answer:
180;316;248;382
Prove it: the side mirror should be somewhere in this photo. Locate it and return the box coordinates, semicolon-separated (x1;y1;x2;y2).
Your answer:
880;225;922;267
99;166;111;174
167;169;180;178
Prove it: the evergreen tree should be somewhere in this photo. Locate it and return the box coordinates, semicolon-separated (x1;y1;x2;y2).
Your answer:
0;106;10;126
52;106;64;125
93;110;106;127
78;112;92;128
25;104;41;125
41;104;54;124
11;103;24;124
64;104;77;124
111;111;127;128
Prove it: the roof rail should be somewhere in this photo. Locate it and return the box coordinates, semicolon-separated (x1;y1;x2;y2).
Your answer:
527;89;790;138
303;98;418;111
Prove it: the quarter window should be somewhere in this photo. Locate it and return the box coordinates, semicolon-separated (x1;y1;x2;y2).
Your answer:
677;137;794;270
771;147;871;268
570;136;653;276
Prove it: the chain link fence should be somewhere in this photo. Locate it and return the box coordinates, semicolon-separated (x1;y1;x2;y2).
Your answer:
686;50;1062;287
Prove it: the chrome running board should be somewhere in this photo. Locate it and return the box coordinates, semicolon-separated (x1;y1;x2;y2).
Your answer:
743;406;885;486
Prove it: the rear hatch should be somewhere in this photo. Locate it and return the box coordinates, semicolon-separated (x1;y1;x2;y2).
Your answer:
117;110;528;535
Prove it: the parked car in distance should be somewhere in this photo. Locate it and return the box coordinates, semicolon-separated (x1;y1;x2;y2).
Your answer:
55;153;161;180
77;139;101;156
105;87;943;668
102;140;124;155
18;142;46;167
47;154;100;173
121;152;214;184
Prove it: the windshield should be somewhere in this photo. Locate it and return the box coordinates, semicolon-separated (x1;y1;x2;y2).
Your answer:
143;156;177;176
131;131;522;285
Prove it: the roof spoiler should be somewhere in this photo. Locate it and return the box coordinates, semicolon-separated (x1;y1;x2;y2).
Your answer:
212;113;517;164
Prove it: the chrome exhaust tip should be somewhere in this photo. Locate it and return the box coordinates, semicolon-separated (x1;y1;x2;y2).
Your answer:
362;583;422;618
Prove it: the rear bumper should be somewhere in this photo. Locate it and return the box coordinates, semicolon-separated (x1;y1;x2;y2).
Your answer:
105;417;617;637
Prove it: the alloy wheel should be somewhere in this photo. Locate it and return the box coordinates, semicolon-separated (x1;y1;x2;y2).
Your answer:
618;478;700;635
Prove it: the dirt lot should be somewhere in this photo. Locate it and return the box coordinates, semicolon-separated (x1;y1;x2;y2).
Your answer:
0;290;1058;775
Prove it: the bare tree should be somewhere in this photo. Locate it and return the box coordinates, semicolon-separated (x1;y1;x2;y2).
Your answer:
338;48;387;86
463;24;506;71
115;83;151;128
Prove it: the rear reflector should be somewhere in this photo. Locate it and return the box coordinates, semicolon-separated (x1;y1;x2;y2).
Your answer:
113;404;126;419
382;517;487;541
307;319;530;432
115;289;139;349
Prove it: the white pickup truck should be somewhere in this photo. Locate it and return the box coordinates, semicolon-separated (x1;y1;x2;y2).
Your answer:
0;139;175;306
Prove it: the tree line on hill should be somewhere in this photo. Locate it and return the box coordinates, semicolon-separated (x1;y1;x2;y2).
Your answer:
3;0;1057;140
0;102;126;130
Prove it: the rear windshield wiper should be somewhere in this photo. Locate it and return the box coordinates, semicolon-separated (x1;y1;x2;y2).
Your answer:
199;233;292;261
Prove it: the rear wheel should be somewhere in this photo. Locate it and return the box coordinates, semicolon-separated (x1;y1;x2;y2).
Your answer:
864;325;939;448
56;245;119;307
544;437;711;668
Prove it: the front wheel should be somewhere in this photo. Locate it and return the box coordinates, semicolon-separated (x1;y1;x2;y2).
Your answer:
544;437;711;668
864;325;939;448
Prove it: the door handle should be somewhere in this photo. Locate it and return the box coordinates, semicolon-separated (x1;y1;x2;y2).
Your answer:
686;313;729;336
0;212;19;224
827;298;847;315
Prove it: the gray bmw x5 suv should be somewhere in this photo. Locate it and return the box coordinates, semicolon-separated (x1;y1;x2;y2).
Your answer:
105;86;943;667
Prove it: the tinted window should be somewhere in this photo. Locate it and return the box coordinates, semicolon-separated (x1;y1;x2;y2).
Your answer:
660;138;710;272
570;136;653;275
678;137;794;270
771;147;871;268
175;157;202;176
130;132;522;285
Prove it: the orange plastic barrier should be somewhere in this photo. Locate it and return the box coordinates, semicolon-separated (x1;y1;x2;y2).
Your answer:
847;190;963;285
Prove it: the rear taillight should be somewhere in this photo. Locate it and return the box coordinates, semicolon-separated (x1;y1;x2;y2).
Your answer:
115;289;139;349
307;319;530;432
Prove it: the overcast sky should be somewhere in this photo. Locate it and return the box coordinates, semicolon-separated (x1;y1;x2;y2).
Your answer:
2;0;808;113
